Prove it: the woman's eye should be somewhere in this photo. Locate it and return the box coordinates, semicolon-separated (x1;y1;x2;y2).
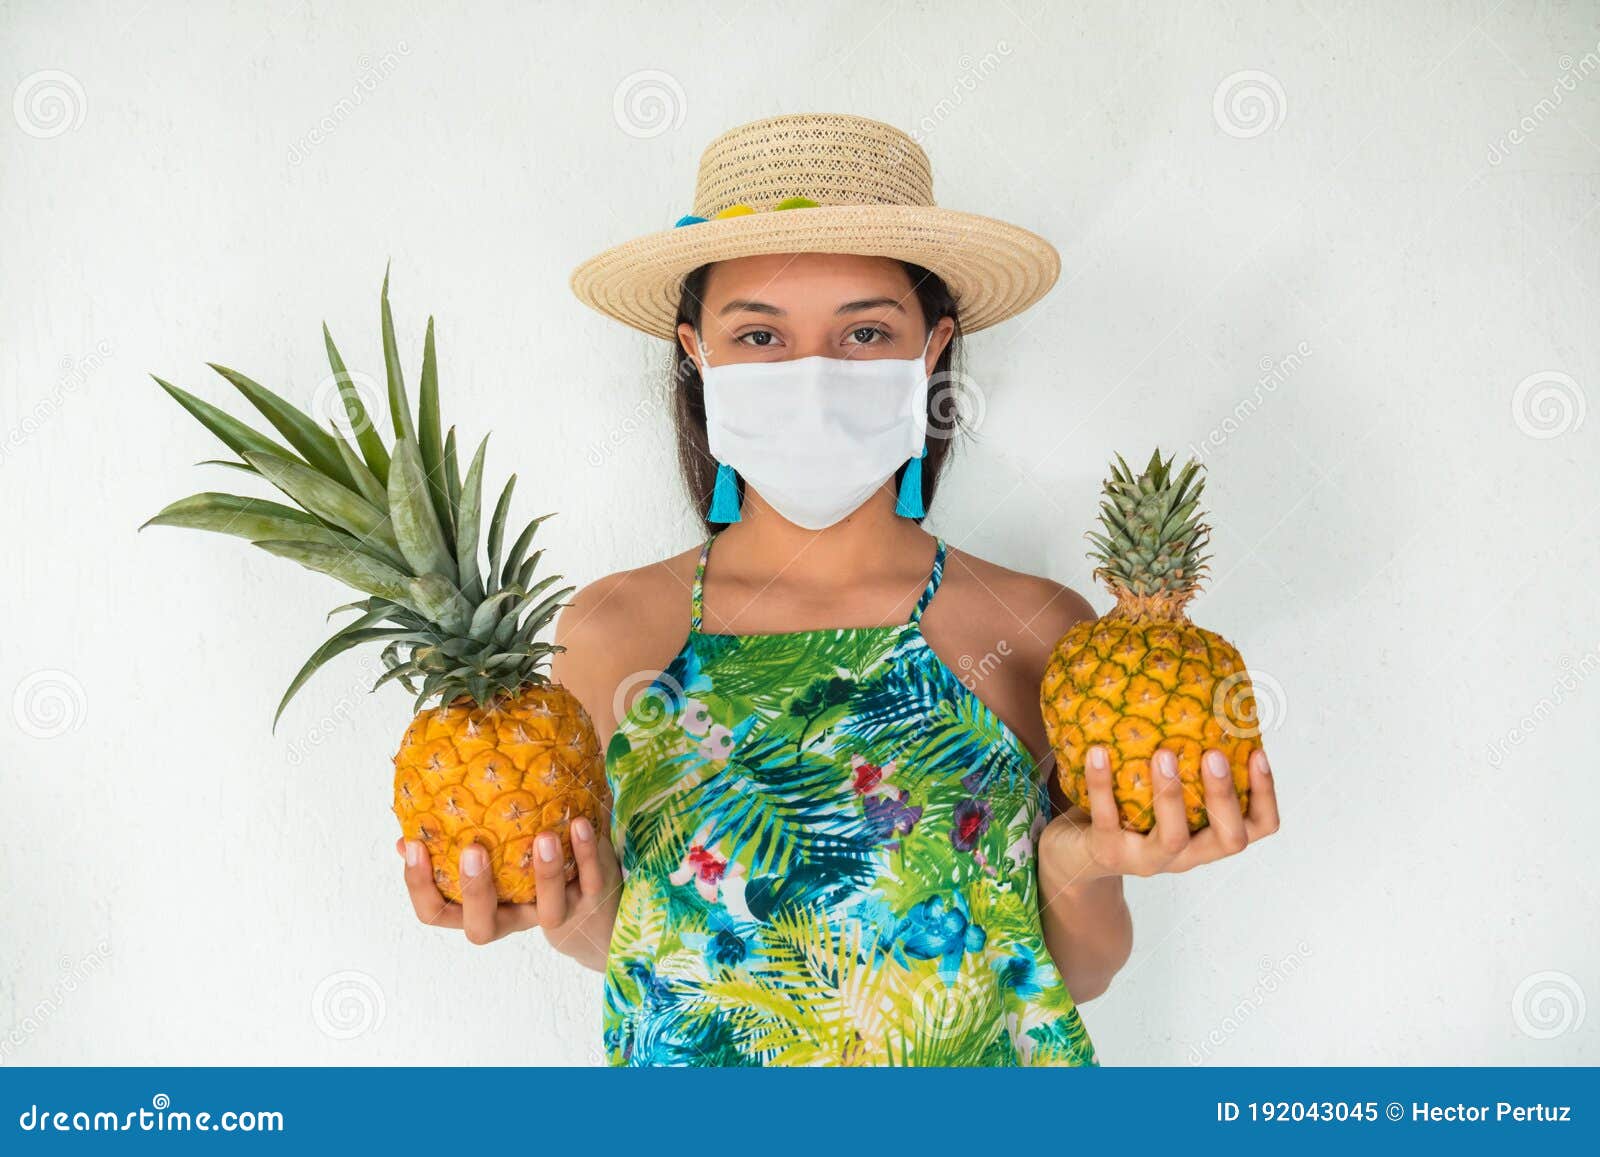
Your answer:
848;326;889;345
736;330;777;347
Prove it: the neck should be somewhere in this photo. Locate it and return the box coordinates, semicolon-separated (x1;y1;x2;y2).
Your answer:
710;487;932;584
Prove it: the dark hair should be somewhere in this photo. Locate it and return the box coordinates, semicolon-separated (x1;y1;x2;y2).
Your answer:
670;260;963;532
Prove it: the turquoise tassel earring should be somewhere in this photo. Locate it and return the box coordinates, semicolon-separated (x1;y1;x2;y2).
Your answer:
708;461;742;523
895;446;927;519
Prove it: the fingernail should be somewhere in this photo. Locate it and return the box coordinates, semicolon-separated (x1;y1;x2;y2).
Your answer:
1089;747;1108;772
1205;751;1229;779
1157;750;1178;779
461;845;486;877
1259;751;1273;776
538;834;559;863
405;840;420;868
572;817;593;842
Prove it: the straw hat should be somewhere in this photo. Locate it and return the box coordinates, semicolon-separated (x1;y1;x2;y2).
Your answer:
569;113;1060;339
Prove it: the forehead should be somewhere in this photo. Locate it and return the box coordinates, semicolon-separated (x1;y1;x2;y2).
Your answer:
698;253;915;307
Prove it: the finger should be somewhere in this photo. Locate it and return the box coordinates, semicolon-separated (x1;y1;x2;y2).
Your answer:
569;815;607;898
1083;746;1123;838
1244;746;1281;839
1147;749;1191;864
458;844;500;945
1200;748;1249;855
495;903;542;935
532;831;570;932
403;840;462;930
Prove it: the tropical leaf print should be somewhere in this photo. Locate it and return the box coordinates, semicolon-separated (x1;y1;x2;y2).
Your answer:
601;537;1099;1068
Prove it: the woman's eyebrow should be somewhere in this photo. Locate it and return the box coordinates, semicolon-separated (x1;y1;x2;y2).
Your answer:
835;297;906;314
717;299;785;316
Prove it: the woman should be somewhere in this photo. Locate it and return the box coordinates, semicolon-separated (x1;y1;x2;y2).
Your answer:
398;114;1279;1065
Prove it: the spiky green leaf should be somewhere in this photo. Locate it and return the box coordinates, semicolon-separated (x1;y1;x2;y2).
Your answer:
386;437;455;580
208;363;355;489
253;539;415;603
155;377;293;462
322;322;391;485
455;436;488;603
417;316;451;539
243;450;397;554
381;265;417;443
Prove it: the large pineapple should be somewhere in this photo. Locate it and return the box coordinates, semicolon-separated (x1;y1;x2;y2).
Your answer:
1040;451;1257;832
144;273;609;901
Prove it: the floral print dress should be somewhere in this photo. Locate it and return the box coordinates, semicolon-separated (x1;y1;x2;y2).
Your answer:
601;534;1098;1067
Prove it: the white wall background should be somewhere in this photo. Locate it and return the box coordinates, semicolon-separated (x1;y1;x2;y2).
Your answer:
3;0;1597;1066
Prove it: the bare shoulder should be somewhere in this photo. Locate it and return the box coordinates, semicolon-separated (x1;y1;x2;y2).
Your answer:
552;543;701;738
935;542;1097;662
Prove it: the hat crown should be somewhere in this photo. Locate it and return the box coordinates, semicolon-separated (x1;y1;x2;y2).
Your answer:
690;113;935;218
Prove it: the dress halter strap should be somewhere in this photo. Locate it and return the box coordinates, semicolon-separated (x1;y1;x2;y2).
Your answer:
909;537;947;625
689;535;714;632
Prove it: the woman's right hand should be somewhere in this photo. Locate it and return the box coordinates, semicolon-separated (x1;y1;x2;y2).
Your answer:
396;815;621;972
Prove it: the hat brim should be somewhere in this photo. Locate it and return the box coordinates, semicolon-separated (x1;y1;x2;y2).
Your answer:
569;204;1060;340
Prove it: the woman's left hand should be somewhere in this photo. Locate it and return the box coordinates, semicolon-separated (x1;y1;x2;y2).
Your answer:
1040;744;1280;883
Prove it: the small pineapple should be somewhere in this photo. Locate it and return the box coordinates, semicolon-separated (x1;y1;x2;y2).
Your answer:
145;272;609;901
1040;451;1257;831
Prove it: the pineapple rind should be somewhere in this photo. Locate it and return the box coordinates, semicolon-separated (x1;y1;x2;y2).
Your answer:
395;686;608;898
1041;617;1254;832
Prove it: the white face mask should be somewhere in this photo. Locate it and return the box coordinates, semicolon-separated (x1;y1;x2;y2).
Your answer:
697;331;932;530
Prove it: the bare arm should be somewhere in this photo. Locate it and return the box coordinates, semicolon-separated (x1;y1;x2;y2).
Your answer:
1036;768;1134;1002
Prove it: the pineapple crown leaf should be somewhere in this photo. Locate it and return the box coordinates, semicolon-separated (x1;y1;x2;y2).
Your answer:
1085;448;1214;606
149;273;569;724
208;361;356;489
